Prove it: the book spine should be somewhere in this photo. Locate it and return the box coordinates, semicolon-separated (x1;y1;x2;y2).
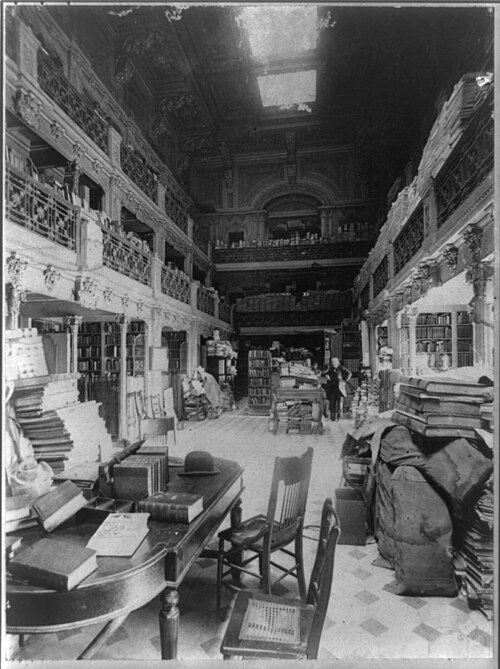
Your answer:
137;501;189;523
8;561;69;591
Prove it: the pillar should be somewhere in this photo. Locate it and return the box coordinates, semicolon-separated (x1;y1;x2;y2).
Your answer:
117;313;129;440
64;315;83;374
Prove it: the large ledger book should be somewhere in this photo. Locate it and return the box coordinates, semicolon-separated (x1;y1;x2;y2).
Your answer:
8;537;97;591
113;454;167;501
397;389;485;416
137;492;203;523
393;402;488;428
32;480;89;532
86;513;150;556
399;376;493;399
391;410;481;439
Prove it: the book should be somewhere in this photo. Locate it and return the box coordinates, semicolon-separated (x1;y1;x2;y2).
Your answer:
113;454;167;501
5;535;23;560
32;480;89;532
391;410;480;440
5;494;32;522
398;376;493;398
393;402;488;428
137;492;203;524
397;389;483;416
9;537;97;591
86;513;150;557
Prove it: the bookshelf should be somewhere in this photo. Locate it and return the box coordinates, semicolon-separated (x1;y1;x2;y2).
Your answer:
161;330;187;374
399;312;411;375
377;325;389;350
248;350;272;415
341;324;361;376
456;310;474;367
77;320;146;377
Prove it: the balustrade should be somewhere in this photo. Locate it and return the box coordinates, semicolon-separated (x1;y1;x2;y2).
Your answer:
164;188;189;235
160;265;191;305
372;255;388;298
37;49;108;154
193;225;209;255
435;93;494;228
214;240;372;264
393;204;424;276
6;165;79;251
120;145;158;204
101;228;152;286
218;301;232;324
197;285;216;316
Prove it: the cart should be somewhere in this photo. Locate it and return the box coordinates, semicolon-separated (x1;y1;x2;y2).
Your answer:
271;387;325;435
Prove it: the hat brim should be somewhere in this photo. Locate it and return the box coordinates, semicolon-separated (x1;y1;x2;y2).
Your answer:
178;468;220;476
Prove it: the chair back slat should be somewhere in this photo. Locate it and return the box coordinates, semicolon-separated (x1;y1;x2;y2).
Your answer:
267;448;313;536
306;498;340;659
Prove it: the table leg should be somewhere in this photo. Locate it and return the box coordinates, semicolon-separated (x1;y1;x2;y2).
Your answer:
78;613;129;660
159;588;179;660
229;497;243;582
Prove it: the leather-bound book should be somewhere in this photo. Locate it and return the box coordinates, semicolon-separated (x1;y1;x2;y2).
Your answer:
32;480;89;532
137;492;203;524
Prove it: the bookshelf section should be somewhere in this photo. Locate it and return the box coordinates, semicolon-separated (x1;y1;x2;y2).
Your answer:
456;311;473;367
248;350;272;415
77;320;146;377
161;330;187;374
341;324;361;376
398;312;411;375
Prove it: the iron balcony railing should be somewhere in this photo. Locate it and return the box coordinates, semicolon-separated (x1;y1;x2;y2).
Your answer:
197;285;216;316
6;164;79;251
160;265;191;305
101;228;152;286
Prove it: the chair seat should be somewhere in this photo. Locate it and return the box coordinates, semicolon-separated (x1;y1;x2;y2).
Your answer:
219;515;301;550
221;590;314;659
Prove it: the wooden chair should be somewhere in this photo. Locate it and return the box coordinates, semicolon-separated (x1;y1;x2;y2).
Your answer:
216;447;313;609
220;497;340;660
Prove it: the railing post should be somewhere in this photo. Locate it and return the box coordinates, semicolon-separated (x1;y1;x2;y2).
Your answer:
151;255;163;299
158;181;166;213
214;291;219;320
117;313;130;441
187;217;194;242
78;212;103;270
18;22;40;84
191;281;199;314
108;127;123;169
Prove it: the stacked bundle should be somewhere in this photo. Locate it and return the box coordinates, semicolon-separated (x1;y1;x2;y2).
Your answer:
350;377;380;428
457;482;494;619
392;376;493;439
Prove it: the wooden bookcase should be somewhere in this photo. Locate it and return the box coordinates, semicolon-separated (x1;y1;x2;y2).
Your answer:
161;330;187;374
341;323;361;376
77;320;146;377
247;350;272;415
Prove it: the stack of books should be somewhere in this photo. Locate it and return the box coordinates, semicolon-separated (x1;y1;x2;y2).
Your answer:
350;376;380;428
113;452;169;501
456;483;494;619
5;494;37;533
392;376;494;439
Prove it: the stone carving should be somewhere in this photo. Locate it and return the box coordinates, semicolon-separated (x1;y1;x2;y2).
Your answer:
72;142;84;161
462;224;482;265
6;252;28;290
412;263;431;298
121;295;130;311
103;287;113;303
465;260;494;298
403;282;413;304
15;90;42;131
91;158;102;175
395;290;405;311
64;315;83;330
74;275;98;307
442;244;459;275
115;312;129;328
43;265;61;292
50;121;64;142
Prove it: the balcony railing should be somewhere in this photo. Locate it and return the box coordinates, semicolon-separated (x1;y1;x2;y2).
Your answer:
37;49;109;154
120;145;158;204
101;228;152;286
160;265;191;305
197;285;216;316
236;290;351;314
237;309;351;328
214;240;373;264
193;225;209;255
373;255;388;298
6;165;79;251
435;92;494;228
219;301;232;324
393;204;424;276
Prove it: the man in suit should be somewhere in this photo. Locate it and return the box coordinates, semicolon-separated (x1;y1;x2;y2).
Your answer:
327;357;352;421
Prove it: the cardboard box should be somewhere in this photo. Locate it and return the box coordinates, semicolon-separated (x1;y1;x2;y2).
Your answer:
335;488;366;546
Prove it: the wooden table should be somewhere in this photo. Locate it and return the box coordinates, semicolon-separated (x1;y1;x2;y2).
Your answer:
6;457;244;660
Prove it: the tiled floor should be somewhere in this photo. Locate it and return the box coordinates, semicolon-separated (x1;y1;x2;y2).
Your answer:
7;410;495;665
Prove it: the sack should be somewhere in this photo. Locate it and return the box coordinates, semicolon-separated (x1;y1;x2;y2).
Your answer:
8;456;53;500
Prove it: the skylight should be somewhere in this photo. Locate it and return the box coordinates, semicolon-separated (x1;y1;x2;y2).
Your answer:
258;70;316;109
240;6;318;59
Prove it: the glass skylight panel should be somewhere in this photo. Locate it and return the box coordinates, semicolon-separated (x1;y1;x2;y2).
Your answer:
257;70;316;109
240;6;317;59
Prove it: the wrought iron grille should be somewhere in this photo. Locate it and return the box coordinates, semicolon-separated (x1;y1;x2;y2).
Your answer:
6;165;78;250
435;93;494;228
218;301;232;324
164;188;189;234
160;265;191;304
372;255;388;298
197;285;216;316
37;50;108;154
393;204;424;276
193;225;209;255
101;228;152;286
120;145;158;204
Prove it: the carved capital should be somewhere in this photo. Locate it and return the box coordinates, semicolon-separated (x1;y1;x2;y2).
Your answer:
15;90;42;131
121;295;130;312
462;224;482;264
91;158;102;175
404;304;419;320
465;260;494;298
412;263;430;298
64;315;83;330
43;265;61;292
395;290;405;311
73;142;84;161
74;275;98;307
103;287;113;303
442;244;459;275
403;282;413;304
382;299;391;320
115;312;129;328
136;301;144;314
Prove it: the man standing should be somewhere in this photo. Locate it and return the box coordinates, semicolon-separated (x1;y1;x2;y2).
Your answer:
328;357;352;421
